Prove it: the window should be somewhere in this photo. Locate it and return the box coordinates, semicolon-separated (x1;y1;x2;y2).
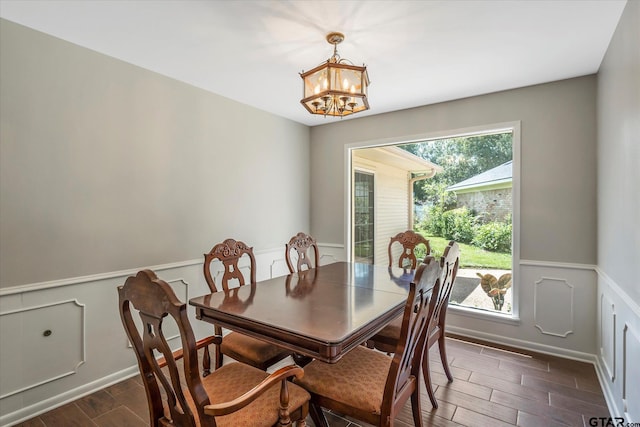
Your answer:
347;123;519;320
401;131;514;315
353;171;374;264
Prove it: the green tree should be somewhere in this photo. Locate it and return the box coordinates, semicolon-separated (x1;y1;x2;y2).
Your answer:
401;132;512;206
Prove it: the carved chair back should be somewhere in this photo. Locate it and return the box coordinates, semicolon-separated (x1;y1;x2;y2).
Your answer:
203;239;292;371
285;232;320;273
118;270;213;427
388;230;430;269
419;240;460;408
203;238;256;293
118;270;308;426
382;256;441;416
429;241;460;338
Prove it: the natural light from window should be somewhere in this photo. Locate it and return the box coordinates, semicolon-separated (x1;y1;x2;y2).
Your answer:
350;126;517;319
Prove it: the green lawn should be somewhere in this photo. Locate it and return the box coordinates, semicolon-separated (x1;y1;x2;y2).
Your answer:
420;235;512;270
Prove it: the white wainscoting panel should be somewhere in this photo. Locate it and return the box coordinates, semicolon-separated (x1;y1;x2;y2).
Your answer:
622;323;640;422
317;243;345;265
2;249;625;427
0;300;85;399
269;257;291;279
448;261;597;361
0;247;285;427
534;277;574;337
596;268;640;423
600;293;616;381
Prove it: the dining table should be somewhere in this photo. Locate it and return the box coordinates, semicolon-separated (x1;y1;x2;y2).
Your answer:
189;261;417;363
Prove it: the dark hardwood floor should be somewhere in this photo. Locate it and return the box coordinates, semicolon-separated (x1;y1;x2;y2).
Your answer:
13;335;609;427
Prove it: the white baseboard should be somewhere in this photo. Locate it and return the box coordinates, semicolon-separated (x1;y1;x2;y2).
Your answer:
447;325;598;363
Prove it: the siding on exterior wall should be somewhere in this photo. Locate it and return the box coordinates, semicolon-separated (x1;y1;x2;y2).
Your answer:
352;155;410;266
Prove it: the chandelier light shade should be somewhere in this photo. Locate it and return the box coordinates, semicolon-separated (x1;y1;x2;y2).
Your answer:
300;32;370;118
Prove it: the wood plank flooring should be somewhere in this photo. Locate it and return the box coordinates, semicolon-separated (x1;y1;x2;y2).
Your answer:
13;335;609;427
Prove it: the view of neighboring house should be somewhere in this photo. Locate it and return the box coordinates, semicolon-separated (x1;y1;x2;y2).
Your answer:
447;160;512;222
352;146;441;264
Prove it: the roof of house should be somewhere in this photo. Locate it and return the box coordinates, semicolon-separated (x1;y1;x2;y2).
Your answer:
353;146;442;174
447;160;512;192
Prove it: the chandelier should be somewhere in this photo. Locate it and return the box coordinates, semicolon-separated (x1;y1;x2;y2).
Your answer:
300;32;370;118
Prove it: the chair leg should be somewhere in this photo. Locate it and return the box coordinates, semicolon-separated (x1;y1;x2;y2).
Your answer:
422;348;438;409
438;334;453;382
308;403;329;427
411;383;424;427
202;346;211;377
215;345;223;370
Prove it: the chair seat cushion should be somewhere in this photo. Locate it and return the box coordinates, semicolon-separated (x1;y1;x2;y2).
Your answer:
199;362;310;427
295;345;391;415
221;332;290;366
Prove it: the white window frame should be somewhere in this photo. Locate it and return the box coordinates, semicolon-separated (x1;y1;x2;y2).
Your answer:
345;121;521;323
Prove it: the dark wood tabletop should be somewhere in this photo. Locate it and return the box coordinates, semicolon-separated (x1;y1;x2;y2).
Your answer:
189;262;417;363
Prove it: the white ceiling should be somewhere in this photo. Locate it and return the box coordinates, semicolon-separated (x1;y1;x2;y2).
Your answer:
0;0;627;127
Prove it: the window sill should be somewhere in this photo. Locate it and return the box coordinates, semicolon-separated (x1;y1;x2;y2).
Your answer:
448;304;521;325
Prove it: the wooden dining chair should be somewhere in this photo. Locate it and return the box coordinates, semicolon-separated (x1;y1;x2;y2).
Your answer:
285;232;320;273
285;233;320;368
368;240;460;409
388;229;431;269
420;240;460;408
367;230;431;350
118;269;310;427
295;256;442;427
204;238;292;370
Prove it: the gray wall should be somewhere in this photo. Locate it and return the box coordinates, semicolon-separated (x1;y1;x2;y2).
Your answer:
0;19;311;288
310;75;597;265
597;0;640;306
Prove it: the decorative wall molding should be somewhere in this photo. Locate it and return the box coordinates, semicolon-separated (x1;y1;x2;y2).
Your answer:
0;242;348;298
167;278;189;301
597;267;640;317
268;257;290;279
600;293;616;381
622;323;640;421
319;253;338;265
0;245;302;297
0;254;618;427
0;259;203;296
520;259;597;270
534;277;574;337
0;299;86;399
595;267;640;423
317;242;345;249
